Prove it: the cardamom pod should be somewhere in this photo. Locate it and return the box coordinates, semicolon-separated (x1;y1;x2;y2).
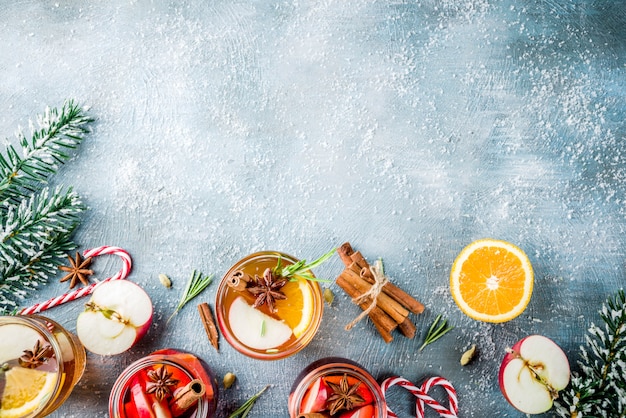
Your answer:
460;344;477;366
159;273;172;288
323;288;334;305
223;372;236;389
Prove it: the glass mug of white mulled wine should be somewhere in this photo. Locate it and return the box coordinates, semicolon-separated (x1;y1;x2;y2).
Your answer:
0;314;86;418
215;251;324;360
288;357;388;418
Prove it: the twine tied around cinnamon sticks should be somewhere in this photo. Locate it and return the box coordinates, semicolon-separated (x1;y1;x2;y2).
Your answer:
336;242;425;343
345;259;389;331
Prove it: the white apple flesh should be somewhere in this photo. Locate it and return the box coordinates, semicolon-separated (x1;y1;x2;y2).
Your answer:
77;280;153;355
498;335;570;414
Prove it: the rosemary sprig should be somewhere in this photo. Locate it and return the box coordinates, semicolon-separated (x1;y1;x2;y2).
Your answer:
275;248;336;282
419;314;453;351
228;385;270;418
167;270;213;324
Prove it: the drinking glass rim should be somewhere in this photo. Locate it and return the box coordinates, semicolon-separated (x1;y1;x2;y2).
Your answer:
215;251;324;361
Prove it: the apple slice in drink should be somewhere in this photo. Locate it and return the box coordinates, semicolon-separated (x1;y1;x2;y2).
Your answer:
300;376;330;413
228;296;292;350
498;335;570;414
128;375;155;418
77;280;153;355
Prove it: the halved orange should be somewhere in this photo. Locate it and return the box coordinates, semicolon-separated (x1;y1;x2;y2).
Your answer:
450;239;534;323
274;277;314;338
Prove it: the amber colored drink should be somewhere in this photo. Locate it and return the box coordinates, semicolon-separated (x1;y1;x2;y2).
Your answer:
0;315;86;418
215;251;324;360
288;357;387;418
109;349;218;418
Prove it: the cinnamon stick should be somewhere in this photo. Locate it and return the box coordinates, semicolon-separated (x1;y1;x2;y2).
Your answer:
226;270;251;292
197;303;219;351
349;251;368;270
357;265;425;314
170;379;206;417
337;242;355;266
336;275;395;343
340;269;409;325
398;317;417;339
339;243;425;315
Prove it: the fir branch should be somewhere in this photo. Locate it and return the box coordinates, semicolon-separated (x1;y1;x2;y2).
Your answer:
0;186;84;313
0;101;92;315
555;289;626;418
0;100;92;206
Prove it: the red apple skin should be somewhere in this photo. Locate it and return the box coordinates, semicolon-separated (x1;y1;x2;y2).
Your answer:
129;375;154;418
498;335;570;414
300;376;330;413
133;312;151;345
121;281;152;346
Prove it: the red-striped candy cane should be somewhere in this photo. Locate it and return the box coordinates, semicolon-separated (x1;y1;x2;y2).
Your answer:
19;246;132;315
381;376;458;418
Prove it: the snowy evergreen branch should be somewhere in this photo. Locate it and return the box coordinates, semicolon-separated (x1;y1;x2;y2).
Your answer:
0;100;92;206
555;289;626;418
0;101;92;314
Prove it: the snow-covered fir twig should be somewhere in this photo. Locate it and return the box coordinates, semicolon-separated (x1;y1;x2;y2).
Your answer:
555;289;626;418
0;101;92;314
0;100;92;205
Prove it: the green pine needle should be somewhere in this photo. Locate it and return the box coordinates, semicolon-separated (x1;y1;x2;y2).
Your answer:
228;385;270;418
0;100;92;315
0;100;93;204
555;289;626;417
275;248;336;282
419;314;454;351
166;270;213;324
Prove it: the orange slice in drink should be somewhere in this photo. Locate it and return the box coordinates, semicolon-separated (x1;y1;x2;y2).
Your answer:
274;277;314;338
450;239;534;323
0;367;58;418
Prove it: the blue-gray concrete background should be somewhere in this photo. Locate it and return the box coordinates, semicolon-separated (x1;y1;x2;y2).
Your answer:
1;1;625;416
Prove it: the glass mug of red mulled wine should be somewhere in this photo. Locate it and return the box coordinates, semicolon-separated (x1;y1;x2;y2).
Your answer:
215;251;324;360
0;314;87;418
288;357;388;418
109;349;218;418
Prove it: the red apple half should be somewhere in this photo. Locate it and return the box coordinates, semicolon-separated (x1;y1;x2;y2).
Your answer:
498;335;570;414
77;280;153;355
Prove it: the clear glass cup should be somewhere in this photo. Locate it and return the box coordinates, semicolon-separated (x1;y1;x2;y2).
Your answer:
215;251;324;360
288;357;388;418
0;314;86;418
109;349;218;418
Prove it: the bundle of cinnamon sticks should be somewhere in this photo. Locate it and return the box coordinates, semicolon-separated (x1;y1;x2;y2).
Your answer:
336;242;425;343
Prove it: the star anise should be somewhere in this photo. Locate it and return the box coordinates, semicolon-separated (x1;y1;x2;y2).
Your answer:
246;268;287;313
145;365;180;401
59;251;94;288
19;340;54;369
326;374;365;415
